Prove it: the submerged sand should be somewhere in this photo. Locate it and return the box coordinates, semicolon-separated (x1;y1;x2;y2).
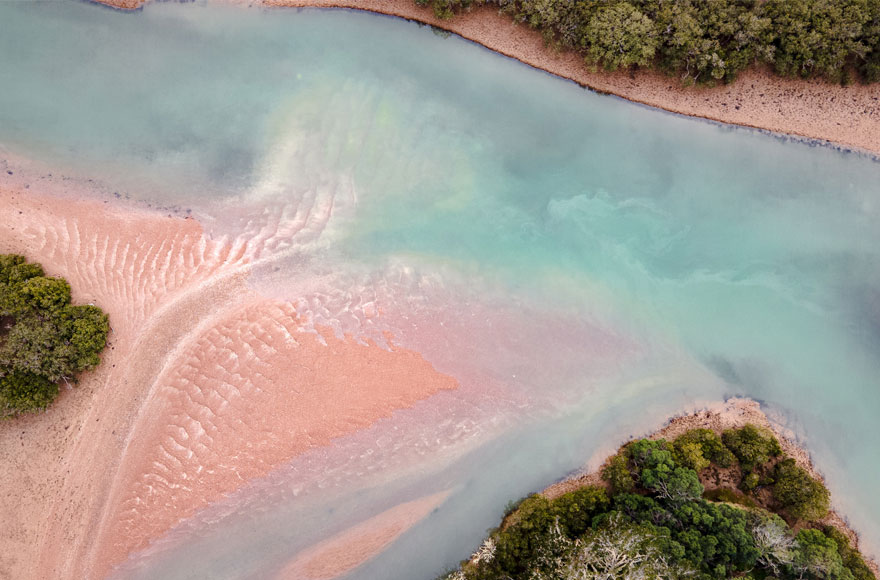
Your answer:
276;490;452;580
91;0;880;156
0;180;457;580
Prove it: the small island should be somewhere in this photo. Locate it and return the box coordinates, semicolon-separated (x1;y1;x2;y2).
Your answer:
443;400;877;580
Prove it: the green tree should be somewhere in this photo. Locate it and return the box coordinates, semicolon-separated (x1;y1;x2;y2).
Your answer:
674;438;710;472
550;485;609;538
601;453;635;494
0;255;45;316
823;526;877;580
644;0;771;84
722;424;782;472
18;276;71;314
672;500;760;576
794;529;855;580
488;494;557;577
674;428;736;471
0;371;59;418
585;2;659;71
626;438;672;471
773;459;830;521
655;466;704;503
65;305;111;371
763;0;869;82
612;492;675;527
862;0;880;81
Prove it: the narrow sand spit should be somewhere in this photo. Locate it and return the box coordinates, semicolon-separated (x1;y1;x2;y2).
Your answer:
0;185;458;580
276;490;452;580
543;398;879;577
91;0;880;156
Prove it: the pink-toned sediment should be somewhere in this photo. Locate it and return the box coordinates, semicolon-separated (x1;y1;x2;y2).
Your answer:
276;490;452;580
0;186;250;580
0;184;458;580
97;300;456;576
92;0;880;156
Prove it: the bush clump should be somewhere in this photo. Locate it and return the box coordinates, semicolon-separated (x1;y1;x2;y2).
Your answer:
674;428;736;471
773;458;831;521
0;254;109;417
722;423;783;473
601;453;635;494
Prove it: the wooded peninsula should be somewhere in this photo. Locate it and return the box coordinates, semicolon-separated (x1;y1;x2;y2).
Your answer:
443;402;877;580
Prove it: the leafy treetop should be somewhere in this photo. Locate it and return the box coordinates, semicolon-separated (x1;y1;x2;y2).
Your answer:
0;254;109;417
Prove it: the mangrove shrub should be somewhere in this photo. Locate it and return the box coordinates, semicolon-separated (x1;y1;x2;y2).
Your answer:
0;254;109;417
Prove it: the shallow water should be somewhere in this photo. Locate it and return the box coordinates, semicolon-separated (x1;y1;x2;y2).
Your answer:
1;2;880;579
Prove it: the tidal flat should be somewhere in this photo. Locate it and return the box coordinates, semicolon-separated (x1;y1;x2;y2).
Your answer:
0;3;878;580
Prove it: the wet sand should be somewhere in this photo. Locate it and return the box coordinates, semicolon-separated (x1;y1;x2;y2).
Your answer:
0;179;457;580
92;0;880;156
275;490;452;580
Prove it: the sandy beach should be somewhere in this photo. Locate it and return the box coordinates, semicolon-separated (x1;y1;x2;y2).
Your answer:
0;176;458;580
91;0;880;157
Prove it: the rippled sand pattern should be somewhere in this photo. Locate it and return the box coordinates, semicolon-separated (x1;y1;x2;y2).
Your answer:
6;193;246;334
104;299;457;570
0;184;458;580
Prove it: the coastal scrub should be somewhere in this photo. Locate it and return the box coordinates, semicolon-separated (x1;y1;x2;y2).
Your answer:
417;0;880;85
441;421;875;580
0;254;109;417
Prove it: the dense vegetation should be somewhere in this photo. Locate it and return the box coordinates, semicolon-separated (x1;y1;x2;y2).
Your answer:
415;0;880;85
0;255;109;418
441;424;876;580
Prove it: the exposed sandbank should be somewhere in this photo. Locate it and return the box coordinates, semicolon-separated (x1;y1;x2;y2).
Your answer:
92;0;880;156
543;398;879;577
0;180;457;580
276;489;452;580
97;300;457;577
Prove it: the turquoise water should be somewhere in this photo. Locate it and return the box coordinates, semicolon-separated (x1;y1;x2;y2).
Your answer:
1;3;880;579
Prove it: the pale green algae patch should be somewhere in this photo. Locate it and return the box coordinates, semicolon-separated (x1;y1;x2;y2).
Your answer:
0;3;879;579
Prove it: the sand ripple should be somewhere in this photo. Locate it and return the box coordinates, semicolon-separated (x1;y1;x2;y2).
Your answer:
0;184;457;580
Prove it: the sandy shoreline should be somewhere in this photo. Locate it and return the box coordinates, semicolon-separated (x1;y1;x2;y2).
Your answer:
2;3;879;575
90;0;880;157
544;398;880;578
0;178;459;580
2;175;878;579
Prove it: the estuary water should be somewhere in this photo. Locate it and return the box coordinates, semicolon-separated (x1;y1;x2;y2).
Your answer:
1;2;880;579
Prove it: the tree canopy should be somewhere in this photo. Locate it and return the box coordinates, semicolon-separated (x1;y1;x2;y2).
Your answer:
0;254;109;417
416;0;880;84
722;423;782;472
773;458;831;521
442;425;872;580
